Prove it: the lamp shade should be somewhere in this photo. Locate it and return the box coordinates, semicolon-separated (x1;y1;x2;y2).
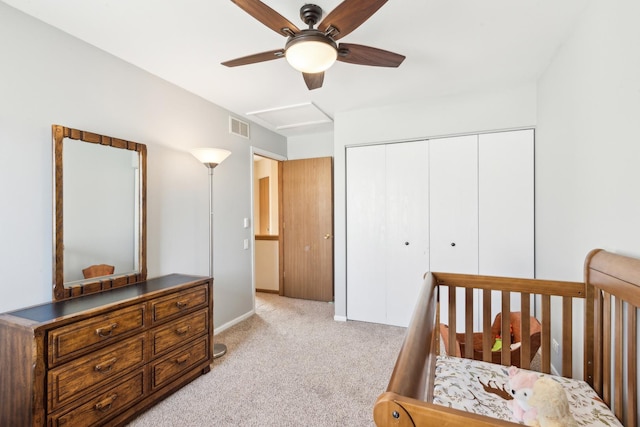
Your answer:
285;32;337;74
191;148;231;168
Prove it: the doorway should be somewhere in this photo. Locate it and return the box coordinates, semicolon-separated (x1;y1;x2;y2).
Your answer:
253;154;280;294
251;151;334;302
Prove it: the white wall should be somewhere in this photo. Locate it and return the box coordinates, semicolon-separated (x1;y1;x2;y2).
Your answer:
333;84;537;319
0;3;287;333
287;131;334;160
536;0;640;376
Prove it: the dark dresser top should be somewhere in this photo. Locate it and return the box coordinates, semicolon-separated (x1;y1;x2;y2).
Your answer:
6;274;208;323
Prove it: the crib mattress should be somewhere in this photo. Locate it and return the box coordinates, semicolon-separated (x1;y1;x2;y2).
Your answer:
433;355;622;426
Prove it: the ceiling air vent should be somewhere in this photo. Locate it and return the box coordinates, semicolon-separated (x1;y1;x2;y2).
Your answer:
229;116;250;139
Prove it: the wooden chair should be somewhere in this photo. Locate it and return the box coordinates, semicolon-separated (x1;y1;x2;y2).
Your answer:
440;312;542;367
82;264;115;279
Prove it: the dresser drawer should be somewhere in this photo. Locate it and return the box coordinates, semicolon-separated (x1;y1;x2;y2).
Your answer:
151;336;209;390
49;369;145;427
151;284;208;323
49;304;145;365
48;334;145;412
152;308;208;356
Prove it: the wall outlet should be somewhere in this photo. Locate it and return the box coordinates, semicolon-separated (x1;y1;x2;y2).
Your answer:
552;339;559;354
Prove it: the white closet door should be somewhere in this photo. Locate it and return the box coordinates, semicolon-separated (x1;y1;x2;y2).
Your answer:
346;145;387;324
429;135;479;273
385;141;430;327
479;129;534;319
430;135;479;332
478;129;534;277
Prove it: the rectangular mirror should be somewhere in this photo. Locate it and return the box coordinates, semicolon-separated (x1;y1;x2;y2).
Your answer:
53;125;147;300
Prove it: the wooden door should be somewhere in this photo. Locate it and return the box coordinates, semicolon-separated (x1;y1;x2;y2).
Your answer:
281;157;333;301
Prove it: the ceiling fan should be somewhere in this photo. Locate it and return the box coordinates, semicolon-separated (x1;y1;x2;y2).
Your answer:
221;0;405;90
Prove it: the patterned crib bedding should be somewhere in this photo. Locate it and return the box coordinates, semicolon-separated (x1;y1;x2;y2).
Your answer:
433;355;622;426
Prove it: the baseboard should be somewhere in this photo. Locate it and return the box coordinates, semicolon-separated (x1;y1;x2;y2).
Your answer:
256;289;279;294
214;309;255;335
334;315;347;322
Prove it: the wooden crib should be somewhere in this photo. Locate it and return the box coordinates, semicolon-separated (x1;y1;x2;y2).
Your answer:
374;249;639;426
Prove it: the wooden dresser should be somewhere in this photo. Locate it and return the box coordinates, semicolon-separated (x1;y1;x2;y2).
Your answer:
0;274;213;426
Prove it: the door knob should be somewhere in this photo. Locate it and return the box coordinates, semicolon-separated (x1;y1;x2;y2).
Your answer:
323;234;333;239
404;242;410;246
450;242;456;247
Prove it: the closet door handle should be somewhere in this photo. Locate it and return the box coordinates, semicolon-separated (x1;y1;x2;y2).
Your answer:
450;242;456;247
404;242;410;246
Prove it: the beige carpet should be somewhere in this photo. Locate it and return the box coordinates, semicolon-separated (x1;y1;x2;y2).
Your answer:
127;293;406;427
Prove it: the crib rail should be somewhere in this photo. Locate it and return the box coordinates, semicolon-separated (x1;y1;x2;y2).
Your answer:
434;273;585;377
374;272;519;426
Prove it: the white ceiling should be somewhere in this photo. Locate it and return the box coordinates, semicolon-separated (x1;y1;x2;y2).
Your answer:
3;0;589;137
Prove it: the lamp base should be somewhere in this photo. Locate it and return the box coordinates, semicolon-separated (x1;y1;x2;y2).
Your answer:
213;343;227;359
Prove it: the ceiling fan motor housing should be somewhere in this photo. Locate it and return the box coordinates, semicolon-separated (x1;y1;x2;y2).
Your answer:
300;4;323;27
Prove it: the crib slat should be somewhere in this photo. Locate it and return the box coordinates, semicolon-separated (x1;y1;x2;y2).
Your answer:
628;306;637;427
482;289;492;363
448;286;457;356
465;288;474;359
614;297;623;420
593;289;603;395
541;295;551;373
501;291;511;366
521;293;531;370
562;296;573;377
603;292;612;406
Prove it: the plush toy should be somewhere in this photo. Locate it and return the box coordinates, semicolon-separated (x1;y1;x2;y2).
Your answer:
506;366;539;423
527;377;578;427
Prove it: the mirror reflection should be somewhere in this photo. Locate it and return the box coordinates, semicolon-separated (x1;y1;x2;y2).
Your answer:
63;140;139;283
53;124;147;300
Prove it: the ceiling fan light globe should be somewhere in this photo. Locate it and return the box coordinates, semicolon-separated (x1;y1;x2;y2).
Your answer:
285;37;337;74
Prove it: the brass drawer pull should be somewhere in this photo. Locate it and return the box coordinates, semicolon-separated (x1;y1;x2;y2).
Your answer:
94;357;118;373
176;301;188;309
95;323;118;338
176;354;190;365
94;393;118;412
175;325;191;336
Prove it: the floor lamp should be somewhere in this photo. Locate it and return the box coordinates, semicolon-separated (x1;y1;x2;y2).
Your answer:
191;147;231;359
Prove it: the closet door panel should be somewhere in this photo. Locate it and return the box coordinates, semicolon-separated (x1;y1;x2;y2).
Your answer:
478;129;534;277
429;135;479;274
430;135;479;332
385;141;429;327
479;129;534;319
346;145;387;323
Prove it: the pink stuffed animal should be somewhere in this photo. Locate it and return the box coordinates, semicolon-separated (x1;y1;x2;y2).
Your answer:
507;366;539;424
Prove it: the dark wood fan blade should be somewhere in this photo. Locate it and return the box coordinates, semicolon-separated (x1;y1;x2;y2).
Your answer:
318;0;387;40
337;43;405;67
231;0;300;37
303;72;324;90
221;49;285;67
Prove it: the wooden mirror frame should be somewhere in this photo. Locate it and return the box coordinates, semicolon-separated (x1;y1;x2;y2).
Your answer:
52;124;147;300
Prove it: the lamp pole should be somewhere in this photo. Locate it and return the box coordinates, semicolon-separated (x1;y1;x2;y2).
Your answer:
191;148;231;359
